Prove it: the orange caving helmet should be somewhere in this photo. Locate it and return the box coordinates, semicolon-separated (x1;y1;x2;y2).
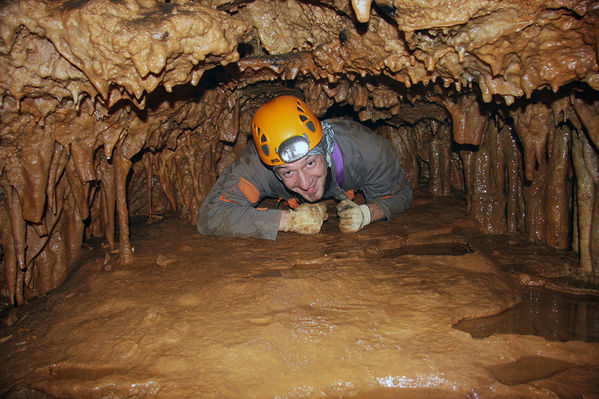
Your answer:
252;95;323;166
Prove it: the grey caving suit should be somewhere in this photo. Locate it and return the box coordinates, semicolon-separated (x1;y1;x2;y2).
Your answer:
197;118;413;240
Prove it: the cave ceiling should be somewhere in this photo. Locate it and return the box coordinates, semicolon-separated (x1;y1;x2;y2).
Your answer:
2;0;597;115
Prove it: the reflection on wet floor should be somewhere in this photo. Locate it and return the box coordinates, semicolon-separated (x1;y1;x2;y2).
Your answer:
486;356;576;386
380;242;473;258
454;287;599;342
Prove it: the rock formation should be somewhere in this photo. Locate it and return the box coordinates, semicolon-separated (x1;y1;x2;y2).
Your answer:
1;0;598;305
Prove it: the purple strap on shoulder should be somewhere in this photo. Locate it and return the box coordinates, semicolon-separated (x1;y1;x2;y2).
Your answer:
332;140;344;188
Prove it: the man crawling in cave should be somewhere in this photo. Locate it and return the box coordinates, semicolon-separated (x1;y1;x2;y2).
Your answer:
197;95;412;240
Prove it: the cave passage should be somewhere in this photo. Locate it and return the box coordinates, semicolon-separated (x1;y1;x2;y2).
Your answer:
1;0;599;397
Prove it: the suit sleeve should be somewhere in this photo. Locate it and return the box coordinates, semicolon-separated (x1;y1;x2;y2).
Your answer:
196;148;282;240
344;124;412;220
363;145;413;221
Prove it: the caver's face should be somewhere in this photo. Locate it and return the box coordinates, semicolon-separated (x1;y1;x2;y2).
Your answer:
275;154;327;202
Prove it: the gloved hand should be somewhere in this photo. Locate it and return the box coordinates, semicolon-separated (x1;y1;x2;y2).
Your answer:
337;199;371;233
284;202;328;234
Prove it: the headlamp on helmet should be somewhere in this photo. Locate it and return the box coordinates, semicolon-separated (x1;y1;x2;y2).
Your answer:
252;95;323;166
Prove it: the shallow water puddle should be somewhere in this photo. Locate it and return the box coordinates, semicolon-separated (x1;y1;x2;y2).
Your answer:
486;356;576;386
454;287;599;342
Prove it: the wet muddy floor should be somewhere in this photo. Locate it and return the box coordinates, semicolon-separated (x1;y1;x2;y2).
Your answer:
454;286;599;343
1;190;598;398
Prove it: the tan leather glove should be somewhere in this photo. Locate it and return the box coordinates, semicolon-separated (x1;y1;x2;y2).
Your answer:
284;202;328;234
337;199;371;233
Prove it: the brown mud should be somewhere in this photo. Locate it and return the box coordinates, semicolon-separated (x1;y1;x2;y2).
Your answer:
1;190;598;398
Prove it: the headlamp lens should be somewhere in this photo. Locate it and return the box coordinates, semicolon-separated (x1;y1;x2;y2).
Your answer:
277;136;310;163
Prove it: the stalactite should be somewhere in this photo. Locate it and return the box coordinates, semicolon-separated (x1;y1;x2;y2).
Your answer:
545;125;571;250
450;151;465;193
46;143;68;221
469;119;507;234
114;143;134;264
380;125;419;188
154;150;178;214
15;266;25;306
174;136;194;221
441;94;488;146
65;157;90;222
573;96;599;148
523;143;548;243
36;232;68;295
460;149;476;213
512;101;553;181
8;186;26;277
96;155;117;250
572;93;599;280
32;152;70;296
501;124;526;234
65;183;85;265
141;154;155;220
487;116;507;233
572;130;599;280
0;192;17;305
428;120;452;196
18;128;54;223
182;133;203;225
410;121;431;182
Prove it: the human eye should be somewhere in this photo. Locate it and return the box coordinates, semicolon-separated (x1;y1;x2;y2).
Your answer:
279;169;295;179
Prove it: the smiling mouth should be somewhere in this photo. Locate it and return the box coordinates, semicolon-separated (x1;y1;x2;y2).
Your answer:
302;185;317;194
299;182;318;194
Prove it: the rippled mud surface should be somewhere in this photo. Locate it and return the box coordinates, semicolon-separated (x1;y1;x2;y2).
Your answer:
1;191;598;398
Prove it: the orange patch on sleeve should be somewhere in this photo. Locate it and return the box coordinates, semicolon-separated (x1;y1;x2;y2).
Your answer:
238;177;260;203
379;194;392;199
219;194;238;204
287;198;300;209
256;207;268;211
345;189;355;200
